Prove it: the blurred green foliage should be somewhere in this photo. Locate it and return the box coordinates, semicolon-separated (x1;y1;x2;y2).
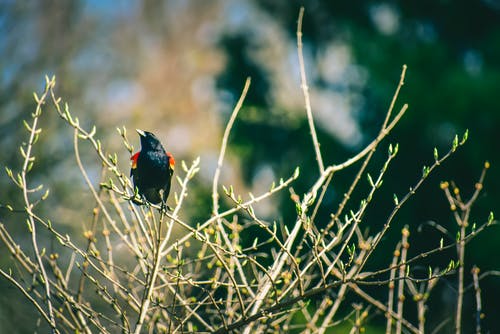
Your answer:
216;1;500;332
1;1;499;332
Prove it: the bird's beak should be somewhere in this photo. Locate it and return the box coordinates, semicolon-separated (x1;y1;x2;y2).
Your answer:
136;129;146;137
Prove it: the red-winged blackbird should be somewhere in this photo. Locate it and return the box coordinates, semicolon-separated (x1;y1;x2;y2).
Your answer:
130;129;175;205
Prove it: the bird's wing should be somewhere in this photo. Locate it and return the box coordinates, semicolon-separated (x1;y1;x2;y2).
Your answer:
130;152;140;176
167;152;175;174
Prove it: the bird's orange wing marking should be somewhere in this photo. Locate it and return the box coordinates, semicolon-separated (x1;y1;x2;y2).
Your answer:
131;152;140;170
167;152;175;170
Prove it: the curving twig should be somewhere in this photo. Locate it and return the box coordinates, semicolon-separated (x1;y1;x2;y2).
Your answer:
297;7;324;173
21;77;58;333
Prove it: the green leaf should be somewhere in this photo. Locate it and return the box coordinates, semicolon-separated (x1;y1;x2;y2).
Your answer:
460;129;469;145
5;167;13;178
393;143;399;156
23;120;33;132
451;135;459;152
88;126;96;138
488;211;494;225
367;173;374;187
339;260;345;272
19;146;27;158
295;202;302;215
293;167;300;179
26;219;32;233
284;224;290;236
422;165;430;178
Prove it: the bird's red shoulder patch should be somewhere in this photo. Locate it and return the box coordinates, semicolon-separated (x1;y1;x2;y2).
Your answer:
131;152;140;169
167;152;175;169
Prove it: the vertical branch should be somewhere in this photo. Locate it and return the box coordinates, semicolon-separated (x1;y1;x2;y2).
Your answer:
386;242;401;334
77;166;106;304
315;285;347;334
72;129;142;258
350;305;370;334
471;266;482;334
226;215;240;322
455;212;466;334
134;223;167;333
242;215;302;334
350;283;420;334
316;243;371;334
407;269;438;334
322;64;407;240
135;159;200;334
382;65;407;129
210;77;253;310
22;77;57;332
212;77;251;216
297;7;324;173
396;227;409;334
440;162;488;334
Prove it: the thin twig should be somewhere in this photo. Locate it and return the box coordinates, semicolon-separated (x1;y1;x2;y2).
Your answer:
386;242;401;334
210;77;254;304
455;214;466;334
297;7;324;173
471;266;483;334
21;78;57;332
0;268;53;326
440;162;488;334
212;77;251;216
396;227;409;334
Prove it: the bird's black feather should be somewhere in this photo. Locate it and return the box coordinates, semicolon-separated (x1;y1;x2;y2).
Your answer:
131;131;174;205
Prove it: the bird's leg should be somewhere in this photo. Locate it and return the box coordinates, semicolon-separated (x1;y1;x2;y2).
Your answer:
158;189;172;212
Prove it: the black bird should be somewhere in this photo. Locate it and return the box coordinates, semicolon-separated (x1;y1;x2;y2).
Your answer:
130;129;175;205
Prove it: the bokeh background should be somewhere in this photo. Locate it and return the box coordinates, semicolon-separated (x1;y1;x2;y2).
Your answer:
1;1;499;332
